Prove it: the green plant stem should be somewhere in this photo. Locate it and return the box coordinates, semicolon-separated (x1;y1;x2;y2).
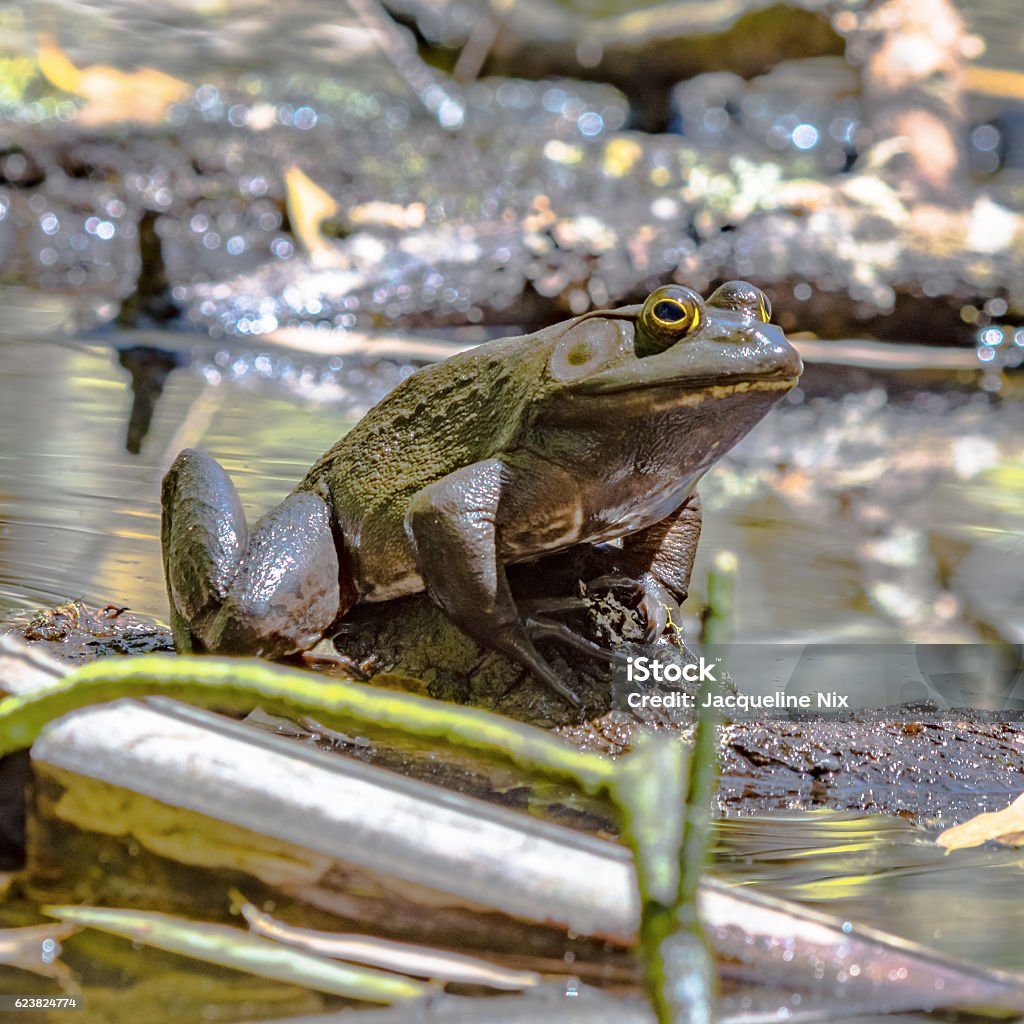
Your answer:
0;655;616;794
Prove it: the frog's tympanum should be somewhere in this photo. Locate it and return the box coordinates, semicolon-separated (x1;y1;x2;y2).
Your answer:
162;281;801;706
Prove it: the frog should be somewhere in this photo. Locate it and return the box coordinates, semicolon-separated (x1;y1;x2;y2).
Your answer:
161;281;801;707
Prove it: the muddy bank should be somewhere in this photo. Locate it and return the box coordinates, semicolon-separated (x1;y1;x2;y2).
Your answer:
9;603;1024;830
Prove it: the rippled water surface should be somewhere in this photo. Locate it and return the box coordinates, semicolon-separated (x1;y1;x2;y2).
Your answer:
717;811;1024;973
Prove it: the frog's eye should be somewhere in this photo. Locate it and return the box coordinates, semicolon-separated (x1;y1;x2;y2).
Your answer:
707;280;772;323
635;285;705;357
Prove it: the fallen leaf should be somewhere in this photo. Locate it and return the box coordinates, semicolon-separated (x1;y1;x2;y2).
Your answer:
37;34;189;126
937;792;1024;850
284;165;341;264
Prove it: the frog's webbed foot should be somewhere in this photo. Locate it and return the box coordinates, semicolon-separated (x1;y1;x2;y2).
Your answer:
518;571;679;644
161;448;342;658
584;573;681;641
406;460;583;708
563;492;702;642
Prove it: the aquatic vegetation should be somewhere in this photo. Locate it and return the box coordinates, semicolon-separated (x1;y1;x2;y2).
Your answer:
233;890;542;989
0;653;718;1020
43;905;430;1002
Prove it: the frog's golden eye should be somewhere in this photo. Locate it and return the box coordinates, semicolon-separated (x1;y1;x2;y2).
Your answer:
707;280;772;323
635;285;704;357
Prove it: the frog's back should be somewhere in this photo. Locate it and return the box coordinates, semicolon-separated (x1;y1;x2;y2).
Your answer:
299;332;550;596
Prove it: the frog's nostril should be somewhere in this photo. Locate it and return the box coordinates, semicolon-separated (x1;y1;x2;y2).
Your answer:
776;342;803;378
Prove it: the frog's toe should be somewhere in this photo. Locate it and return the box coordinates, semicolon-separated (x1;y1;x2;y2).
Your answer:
495;634;582;707
517;595;590;617
525;616;628;666
636;577;680;643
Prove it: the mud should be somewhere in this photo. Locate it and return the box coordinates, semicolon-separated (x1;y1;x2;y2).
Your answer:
11;601;1024;829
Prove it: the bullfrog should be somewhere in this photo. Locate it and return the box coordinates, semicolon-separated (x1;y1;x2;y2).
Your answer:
161;281;801;706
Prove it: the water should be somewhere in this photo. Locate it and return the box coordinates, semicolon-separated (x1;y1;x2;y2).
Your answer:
716;810;1024;974
0;4;1022;1022
3;810;1024;1021
0;331;359;622
2;330;1022;652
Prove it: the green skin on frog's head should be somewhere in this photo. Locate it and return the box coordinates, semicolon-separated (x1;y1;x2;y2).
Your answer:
161;281;801;707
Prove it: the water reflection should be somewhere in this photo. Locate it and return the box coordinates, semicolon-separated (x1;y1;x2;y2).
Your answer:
0;332;358;619
716;810;1024;973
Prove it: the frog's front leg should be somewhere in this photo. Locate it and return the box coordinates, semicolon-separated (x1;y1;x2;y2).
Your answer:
521;493;702;642
161;448;344;658
405;458;583;707
592;492;703;639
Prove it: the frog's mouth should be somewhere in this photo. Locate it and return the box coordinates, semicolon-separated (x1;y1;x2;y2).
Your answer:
578;370;801;399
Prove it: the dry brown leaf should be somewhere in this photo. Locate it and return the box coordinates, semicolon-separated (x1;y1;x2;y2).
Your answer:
37;34;189;126
937;792;1024;850
284;165;341;264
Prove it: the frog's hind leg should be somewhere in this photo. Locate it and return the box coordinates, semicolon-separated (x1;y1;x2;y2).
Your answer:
161;449;247;653
161;448;342;658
